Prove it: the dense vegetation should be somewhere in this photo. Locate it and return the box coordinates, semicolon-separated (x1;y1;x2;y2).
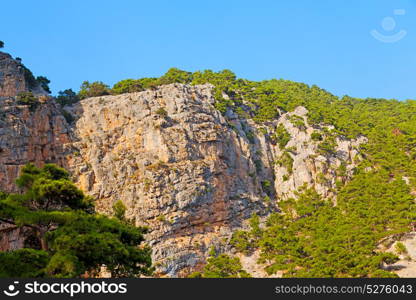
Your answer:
0;164;152;278
189;248;251;278
232;181;414;277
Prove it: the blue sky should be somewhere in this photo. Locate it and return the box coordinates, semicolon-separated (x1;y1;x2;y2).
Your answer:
1;0;415;100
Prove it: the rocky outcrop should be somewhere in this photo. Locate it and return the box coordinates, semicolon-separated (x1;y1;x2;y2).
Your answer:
269;106;366;200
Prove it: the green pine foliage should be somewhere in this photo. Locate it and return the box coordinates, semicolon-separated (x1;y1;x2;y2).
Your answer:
112;79;145;94
0;249;50;278
158;68;193;85
311;131;323;142
189;248;251;278
233;174;415;277
273;124;291;149
288;115;306;130
275;151;294;175
78;81;111;99
395;242;407;255
56;89;80;106
112;200;127;221
0;164;152;278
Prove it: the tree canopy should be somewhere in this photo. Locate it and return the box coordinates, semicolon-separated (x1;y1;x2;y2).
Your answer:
189;248;250;278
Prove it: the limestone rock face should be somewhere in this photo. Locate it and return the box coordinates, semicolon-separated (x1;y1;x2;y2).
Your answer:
0;82;366;276
0;99;70;193
66;84;271;276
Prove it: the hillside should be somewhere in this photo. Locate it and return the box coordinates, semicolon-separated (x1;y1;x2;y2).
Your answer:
1;51;416;278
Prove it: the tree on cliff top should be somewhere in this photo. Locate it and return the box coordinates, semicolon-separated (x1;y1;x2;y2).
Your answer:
36;76;51;94
0;164;152;278
56;89;80;106
78;81;110;99
0;41;4;48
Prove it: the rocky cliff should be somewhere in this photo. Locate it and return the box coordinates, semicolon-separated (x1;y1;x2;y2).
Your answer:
0;88;365;276
0;51;368;276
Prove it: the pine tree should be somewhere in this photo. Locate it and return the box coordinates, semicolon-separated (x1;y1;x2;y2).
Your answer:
0;164;152;278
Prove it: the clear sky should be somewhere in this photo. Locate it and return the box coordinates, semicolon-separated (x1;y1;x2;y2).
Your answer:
1;0;415;100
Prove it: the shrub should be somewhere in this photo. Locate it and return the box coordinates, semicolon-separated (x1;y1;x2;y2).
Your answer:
276;151;294;175
190;248;251;278
78;81;110;99
261;180;273;195
137;77;160;89
253;159;262;173
395;242;408;255
17;92;39;111
56;89;79;106
36;76;51;93
22;65;38;89
155;107;168;117
0;249;49;278
273;124;291;149
158;68;192;85
214;98;230;114
288;115;306;130
61;109;75;124
246;131;255;144
112;79;144;94
112;200;127;221
311;131;323;141
156;215;167;223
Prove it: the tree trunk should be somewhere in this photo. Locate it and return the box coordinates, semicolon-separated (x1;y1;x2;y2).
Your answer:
37;228;48;251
